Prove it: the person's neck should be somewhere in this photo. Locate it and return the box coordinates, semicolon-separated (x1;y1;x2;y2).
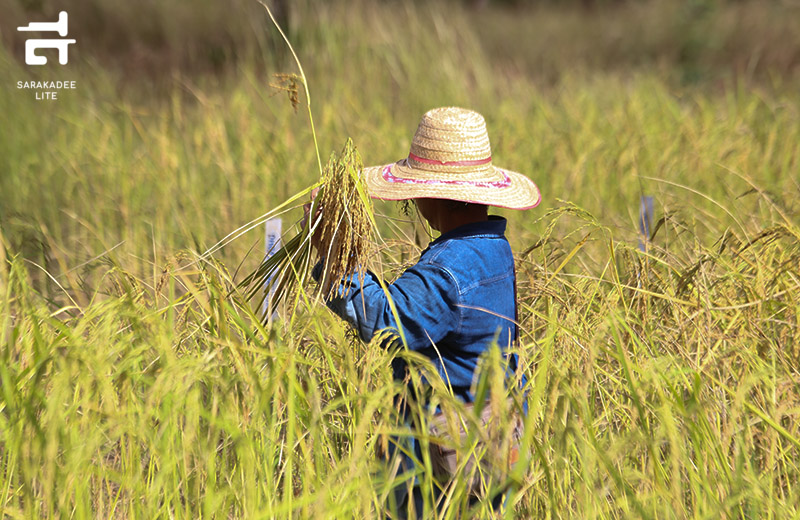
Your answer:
436;211;488;235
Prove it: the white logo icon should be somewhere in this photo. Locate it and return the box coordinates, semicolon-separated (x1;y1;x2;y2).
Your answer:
17;11;75;65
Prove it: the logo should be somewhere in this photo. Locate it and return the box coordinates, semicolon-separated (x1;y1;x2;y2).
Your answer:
17;11;75;65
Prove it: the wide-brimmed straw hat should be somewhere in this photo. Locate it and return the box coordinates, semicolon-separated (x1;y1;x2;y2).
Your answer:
363;107;541;210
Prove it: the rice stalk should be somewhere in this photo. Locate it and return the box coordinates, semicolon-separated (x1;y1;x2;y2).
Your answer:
315;138;374;299
239;223;312;321
239;1;374;319
240;139;374;321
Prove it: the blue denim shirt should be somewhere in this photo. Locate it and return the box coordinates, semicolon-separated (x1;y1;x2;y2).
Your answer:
313;216;517;403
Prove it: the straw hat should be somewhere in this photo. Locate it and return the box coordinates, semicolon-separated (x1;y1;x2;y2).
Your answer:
363;107;541;210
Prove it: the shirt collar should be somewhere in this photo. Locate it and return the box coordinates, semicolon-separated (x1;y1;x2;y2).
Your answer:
429;215;507;246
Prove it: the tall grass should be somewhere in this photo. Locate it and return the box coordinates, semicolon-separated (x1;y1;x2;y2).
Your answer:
1;208;797;517
513;206;800;517
1;0;799;517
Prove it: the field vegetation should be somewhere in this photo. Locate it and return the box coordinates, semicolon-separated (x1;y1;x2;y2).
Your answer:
0;0;799;517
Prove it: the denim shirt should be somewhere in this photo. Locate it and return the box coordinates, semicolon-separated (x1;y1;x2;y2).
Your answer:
313;216;517;403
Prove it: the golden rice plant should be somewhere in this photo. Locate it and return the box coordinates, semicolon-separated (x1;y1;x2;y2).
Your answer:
315;138;374;298
240;139;374;321
238;3;375;321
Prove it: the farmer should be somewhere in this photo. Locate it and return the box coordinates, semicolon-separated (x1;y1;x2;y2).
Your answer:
306;106;540;516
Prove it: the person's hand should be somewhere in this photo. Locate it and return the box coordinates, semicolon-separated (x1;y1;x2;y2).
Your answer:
301;187;322;252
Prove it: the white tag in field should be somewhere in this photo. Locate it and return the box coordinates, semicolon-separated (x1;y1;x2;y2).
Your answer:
263;218;282;322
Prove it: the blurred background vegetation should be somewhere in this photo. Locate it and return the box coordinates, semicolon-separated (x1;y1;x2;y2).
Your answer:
2;0;799;84
1;0;798;283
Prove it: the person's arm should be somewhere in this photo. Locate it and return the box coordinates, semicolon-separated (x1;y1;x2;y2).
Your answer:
312;260;460;350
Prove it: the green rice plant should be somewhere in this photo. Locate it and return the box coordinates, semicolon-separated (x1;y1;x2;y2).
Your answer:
506;199;800;518
2;199;799;517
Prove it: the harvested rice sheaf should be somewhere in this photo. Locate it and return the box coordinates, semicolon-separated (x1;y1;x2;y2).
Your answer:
241;138;373;321
315;138;374;298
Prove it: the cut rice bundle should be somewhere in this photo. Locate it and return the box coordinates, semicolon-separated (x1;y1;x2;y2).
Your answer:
240;139;374;321
315;138;374;298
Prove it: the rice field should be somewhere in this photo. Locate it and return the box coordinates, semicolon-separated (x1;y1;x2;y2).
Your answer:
0;0;799;517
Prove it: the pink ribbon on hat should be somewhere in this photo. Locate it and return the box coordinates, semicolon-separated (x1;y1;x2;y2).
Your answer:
382;165;512;188
407;152;492;167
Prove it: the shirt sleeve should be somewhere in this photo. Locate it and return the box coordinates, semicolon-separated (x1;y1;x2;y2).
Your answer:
311;259;460;350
